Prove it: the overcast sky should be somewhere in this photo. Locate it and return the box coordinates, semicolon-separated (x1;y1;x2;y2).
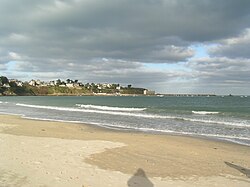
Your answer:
0;0;250;94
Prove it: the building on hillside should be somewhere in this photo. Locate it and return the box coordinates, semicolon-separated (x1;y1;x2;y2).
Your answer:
29;80;37;86
66;83;81;88
36;80;41;85
66;83;74;88
143;89;155;95
9;79;23;87
3;83;10;88
49;81;56;86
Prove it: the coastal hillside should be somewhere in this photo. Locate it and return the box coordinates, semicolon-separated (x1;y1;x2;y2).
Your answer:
0;76;152;96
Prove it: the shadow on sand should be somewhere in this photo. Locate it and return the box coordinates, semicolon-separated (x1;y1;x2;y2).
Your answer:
224;161;250;178
127;168;154;187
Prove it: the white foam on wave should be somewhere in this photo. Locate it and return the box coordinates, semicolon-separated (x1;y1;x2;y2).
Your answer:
92;123;250;145
76;104;146;111
16;103;168;119
0;101;9;104
182;117;250;128
15;103;250;128
23;116;84;124
18;114;250;146
5;105;249;146
192;111;219;115
17;103;84;112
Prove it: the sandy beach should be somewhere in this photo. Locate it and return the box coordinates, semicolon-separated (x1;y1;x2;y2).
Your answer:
0;114;250;187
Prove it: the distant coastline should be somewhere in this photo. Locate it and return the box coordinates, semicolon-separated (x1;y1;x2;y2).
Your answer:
1;76;225;97
0;76;155;96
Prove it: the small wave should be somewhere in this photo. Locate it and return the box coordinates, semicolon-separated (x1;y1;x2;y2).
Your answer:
15;103;250;128
91;123;250;145
76;104;146;111
16;103;170;119
182;117;250;128
192;111;219;115
223;139;250;146
23;116;84;124
16;103;84;112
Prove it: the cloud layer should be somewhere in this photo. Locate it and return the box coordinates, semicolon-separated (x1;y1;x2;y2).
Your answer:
0;0;250;94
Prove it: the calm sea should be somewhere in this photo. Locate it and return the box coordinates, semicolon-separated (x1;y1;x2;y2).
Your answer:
0;95;249;146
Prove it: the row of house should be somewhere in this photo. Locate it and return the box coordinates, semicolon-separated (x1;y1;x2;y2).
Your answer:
28;79;82;88
26;79;123;90
5;78;155;95
96;83;121;90
0;79;23;88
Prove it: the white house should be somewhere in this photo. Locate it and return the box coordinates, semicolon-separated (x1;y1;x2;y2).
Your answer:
49;81;56;86
29;80;36;86
66;83;74;88
143;89;155;95
3;83;10;88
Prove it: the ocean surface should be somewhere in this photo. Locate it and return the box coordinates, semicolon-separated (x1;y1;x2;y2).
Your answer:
0;95;250;146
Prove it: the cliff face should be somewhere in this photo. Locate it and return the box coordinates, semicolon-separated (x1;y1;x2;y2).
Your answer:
0;76;148;96
0;85;92;96
0;85;35;96
0;85;147;96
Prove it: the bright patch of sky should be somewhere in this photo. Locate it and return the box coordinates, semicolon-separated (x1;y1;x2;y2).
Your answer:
4;61;32;80
143;43;212;72
144;61;191;70
5;61;16;71
189;44;209;59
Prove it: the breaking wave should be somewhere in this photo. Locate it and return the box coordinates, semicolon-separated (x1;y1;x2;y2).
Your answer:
192;111;220;115
15;103;250;128
76;104;146;111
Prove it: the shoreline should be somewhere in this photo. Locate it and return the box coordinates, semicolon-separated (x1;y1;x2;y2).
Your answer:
1;111;249;148
1;114;250;186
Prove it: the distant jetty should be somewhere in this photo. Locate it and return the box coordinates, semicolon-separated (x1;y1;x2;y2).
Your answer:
157;94;216;97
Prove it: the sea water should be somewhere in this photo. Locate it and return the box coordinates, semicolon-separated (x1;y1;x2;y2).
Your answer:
0;95;249;146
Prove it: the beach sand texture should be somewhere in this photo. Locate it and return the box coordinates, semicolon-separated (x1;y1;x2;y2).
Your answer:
0;114;250;187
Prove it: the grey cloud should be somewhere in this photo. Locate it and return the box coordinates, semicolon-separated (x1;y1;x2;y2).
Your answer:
209;29;250;59
183;56;250;94
38;0;250;41
150;45;195;62
1;0;250;63
85;68;187;91
1;0;250;94
188;57;250;85
0;64;7;71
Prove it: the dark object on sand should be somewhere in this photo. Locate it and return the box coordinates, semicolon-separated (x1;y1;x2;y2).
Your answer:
224;161;250;178
127;168;153;187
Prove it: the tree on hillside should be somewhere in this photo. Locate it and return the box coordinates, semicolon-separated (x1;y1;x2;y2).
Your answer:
0;76;9;86
9;82;17;87
56;79;62;85
66;79;71;84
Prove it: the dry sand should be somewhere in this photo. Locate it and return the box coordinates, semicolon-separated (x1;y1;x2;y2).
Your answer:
0;114;250;187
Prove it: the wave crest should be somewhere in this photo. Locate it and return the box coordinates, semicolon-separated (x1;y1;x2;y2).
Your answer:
192;111;219;115
15;103;250;128
76;104;146;111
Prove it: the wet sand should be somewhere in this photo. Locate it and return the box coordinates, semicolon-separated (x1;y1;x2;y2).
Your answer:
0;114;250;186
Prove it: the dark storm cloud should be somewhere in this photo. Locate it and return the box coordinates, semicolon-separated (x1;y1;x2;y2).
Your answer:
1;0;250;62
